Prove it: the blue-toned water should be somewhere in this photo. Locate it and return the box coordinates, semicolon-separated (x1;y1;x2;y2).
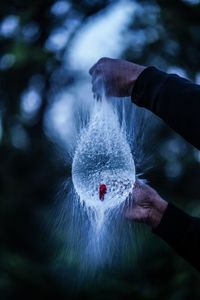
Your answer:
53;95;148;272
72;99;135;213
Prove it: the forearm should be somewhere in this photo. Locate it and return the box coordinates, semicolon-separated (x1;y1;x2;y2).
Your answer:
132;67;200;150
153;202;200;271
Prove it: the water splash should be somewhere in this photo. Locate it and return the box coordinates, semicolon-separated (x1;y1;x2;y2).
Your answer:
51;94;149;274
72;99;135;214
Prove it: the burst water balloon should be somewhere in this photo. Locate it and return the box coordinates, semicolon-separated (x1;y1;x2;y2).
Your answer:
72;99;135;212
52;93;148;271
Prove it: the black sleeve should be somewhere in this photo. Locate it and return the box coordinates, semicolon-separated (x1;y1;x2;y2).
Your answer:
153;203;200;271
132;67;200;150
132;67;200;270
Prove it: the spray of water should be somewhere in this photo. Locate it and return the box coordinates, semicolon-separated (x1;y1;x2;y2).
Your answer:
72;99;135;211
51;92;150;276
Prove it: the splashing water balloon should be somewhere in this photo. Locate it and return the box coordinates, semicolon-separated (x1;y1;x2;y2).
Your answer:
51;91;148;271
72;99;135;212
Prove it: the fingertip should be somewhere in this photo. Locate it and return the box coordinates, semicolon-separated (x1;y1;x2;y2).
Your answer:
89;60;100;75
134;178;146;190
89;67;93;75
134;180;140;189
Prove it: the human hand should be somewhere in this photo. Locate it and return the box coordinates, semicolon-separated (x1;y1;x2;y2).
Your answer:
125;180;168;229
89;57;146;99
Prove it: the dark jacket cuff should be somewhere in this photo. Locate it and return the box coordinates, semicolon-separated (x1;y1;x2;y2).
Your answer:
131;66;168;111
153;202;192;246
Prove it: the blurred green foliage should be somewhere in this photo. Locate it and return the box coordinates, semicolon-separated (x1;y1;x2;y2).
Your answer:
0;0;200;299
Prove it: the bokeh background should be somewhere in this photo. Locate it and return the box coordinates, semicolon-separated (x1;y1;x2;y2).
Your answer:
1;0;200;299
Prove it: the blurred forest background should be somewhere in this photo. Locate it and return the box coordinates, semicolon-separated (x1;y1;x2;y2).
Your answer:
1;0;200;299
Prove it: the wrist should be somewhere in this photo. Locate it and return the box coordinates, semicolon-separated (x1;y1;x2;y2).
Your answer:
149;197;168;229
129;65;146;96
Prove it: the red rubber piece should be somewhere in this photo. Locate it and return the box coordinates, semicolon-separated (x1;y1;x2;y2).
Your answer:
99;184;107;201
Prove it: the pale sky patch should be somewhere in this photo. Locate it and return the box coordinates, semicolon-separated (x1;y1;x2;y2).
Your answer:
68;1;136;71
